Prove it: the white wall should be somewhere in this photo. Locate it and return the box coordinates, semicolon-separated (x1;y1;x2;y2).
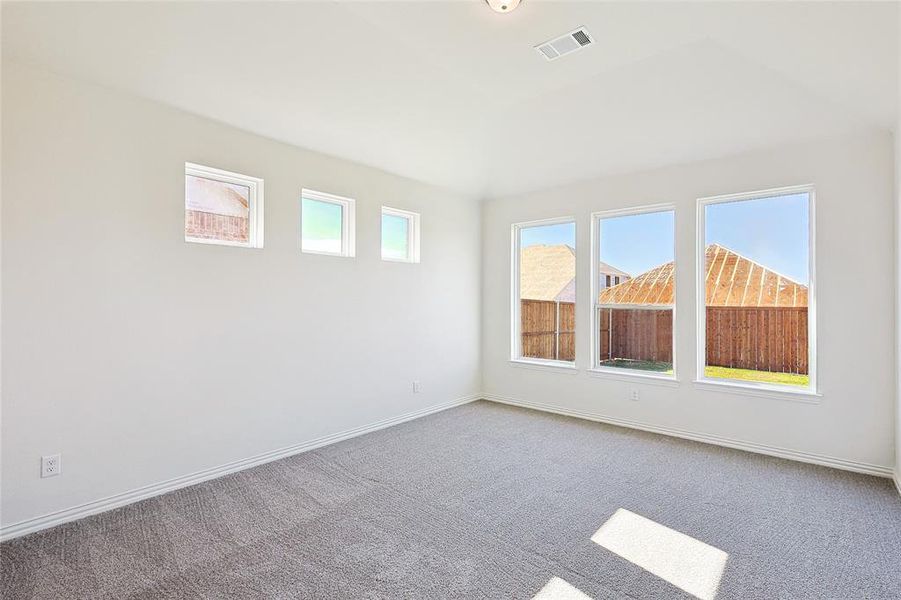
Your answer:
896;119;900;485
895;4;901;487
0;61;481;529
483;131;896;472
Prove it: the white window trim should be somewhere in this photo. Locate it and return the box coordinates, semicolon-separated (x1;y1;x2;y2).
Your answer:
590;204;677;381
511;216;577;368
587;367;681;387
381;206;421;263
185;162;264;249
301;189;356;258
695;184;817;396
509;358;580;373
693;377;821;402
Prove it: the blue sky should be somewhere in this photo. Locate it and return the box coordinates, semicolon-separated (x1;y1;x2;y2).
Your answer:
520;192;810;284
381;213;409;259
600;211;674;276
302;197;410;257
705;193;809;283
521;222;575;248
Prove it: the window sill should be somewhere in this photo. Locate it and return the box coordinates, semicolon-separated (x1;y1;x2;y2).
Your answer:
186;237;259;249
693;378;821;404
381;257;419;264
588;368;680;387
509;359;578;374
301;248;353;258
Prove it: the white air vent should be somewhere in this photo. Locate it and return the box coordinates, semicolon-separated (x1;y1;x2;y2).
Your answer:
534;27;593;61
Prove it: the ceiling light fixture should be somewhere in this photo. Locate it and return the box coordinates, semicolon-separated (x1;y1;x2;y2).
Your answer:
486;0;521;13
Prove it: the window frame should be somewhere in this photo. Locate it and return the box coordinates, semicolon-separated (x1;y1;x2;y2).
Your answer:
184;162;264;249
510;216;578;370
695;184;818;397
381;206;421;263
300;188;356;258
590;203;678;382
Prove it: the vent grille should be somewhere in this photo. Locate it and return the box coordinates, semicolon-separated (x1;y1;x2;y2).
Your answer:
572;29;591;47
538;45;559;60
535;27;593;61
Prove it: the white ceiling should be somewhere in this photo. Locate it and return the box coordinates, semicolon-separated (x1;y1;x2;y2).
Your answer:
3;1;898;198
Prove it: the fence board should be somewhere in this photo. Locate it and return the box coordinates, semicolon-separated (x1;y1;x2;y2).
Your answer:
520;300;808;374
707;306;807;374
520;300;575;361
594;307;674;364
519;300;807;374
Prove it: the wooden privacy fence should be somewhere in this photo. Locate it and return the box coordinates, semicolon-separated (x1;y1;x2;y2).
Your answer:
520;300;575;361
521;300;808;374
706;306;808;375
598;308;673;364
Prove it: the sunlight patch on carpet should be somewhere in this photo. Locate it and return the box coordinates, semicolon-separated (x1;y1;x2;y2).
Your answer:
591;508;728;600
532;576;593;600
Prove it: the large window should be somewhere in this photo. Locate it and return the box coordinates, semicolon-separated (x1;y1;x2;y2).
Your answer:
301;189;355;257
512;218;576;366
381;207;421;263
185;163;263;248
592;206;675;377
698;186;814;391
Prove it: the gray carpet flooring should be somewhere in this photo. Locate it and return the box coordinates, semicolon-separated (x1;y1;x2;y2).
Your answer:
1;400;900;599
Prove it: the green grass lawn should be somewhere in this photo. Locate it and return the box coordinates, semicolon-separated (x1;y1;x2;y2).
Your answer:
704;366;809;387
597;359;809;387
598;359;673;373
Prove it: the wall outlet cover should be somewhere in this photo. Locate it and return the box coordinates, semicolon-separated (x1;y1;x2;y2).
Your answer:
41;454;61;478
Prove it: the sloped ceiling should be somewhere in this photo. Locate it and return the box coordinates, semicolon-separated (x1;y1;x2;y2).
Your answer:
3;1;897;198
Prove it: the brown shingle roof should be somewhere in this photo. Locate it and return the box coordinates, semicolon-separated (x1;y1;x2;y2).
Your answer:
598;244;808;307
520;245;575;301
522;245;636;302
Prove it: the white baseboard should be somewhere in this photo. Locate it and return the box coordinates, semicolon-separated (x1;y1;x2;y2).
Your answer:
483;394;894;479
894;472;901;497
0;394;480;542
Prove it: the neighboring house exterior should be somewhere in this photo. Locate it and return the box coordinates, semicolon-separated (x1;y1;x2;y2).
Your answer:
520;243;808;373
519;244;630;362
598;262;632;290
596;243;809;374
598;244;807;307
520;245;631;303
520;245;577;302
185;175;250;243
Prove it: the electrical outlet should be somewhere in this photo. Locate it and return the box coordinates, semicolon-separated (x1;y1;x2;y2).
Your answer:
629;388;640;402
412;380;422;393
41;454;61;478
